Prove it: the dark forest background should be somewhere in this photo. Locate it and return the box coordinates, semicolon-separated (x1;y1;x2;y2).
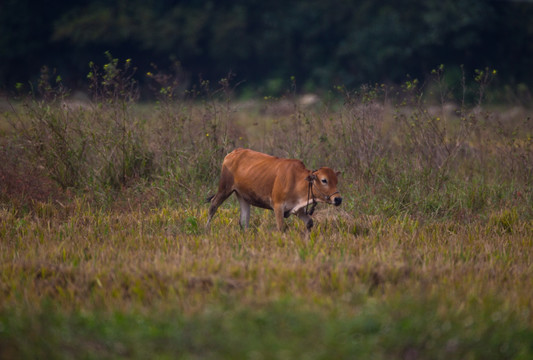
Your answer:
2;0;533;96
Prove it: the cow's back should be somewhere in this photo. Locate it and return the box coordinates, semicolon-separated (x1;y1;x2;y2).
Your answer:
222;148;307;208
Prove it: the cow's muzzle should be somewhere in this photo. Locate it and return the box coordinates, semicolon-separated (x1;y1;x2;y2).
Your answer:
324;191;342;206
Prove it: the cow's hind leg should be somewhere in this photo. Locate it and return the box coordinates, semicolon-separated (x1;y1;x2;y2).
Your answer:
206;166;234;228
207;191;233;228
235;193;251;229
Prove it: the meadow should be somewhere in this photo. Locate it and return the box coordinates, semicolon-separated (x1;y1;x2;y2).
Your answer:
0;63;532;359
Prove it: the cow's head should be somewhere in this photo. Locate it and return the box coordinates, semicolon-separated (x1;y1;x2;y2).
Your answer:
306;167;342;206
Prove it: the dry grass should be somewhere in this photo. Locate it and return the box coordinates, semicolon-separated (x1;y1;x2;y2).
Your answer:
1;197;532;358
1;201;531;316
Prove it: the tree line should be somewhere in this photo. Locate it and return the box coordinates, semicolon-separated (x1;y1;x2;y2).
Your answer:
2;0;533;95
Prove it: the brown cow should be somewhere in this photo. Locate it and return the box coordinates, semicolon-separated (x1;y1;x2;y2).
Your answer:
207;148;342;231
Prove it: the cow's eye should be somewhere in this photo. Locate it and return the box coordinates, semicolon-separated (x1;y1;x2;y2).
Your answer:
321;178;328;184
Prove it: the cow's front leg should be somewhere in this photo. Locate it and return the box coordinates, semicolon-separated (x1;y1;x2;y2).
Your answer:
296;209;314;231
273;204;285;231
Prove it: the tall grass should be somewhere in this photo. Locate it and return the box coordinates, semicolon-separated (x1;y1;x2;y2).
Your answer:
0;59;532;358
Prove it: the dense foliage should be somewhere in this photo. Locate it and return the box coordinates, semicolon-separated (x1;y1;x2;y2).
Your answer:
2;0;533;94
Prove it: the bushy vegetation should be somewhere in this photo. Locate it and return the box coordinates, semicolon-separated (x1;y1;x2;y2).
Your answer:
0;58;532;359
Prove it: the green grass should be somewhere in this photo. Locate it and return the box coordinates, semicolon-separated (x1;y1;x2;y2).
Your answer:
2;296;532;360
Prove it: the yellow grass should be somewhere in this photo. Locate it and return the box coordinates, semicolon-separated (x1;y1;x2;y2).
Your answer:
1;200;531;322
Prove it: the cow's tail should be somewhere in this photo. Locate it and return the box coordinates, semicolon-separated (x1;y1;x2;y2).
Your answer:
206;194;215;203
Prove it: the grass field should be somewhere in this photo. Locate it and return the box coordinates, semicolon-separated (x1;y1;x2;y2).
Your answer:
1;66;532;358
1;201;532;359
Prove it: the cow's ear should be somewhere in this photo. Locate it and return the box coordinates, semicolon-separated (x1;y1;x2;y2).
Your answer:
306;173;317;182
